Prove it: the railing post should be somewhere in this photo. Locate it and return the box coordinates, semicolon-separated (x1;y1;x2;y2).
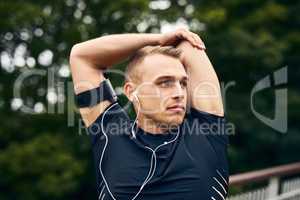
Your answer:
267;176;280;199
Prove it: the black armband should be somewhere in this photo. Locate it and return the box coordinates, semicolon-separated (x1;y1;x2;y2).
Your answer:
75;79;118;108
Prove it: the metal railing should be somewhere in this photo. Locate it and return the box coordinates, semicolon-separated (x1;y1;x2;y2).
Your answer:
228;162;300;200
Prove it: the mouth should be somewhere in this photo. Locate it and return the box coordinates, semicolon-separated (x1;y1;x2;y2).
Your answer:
166;105;185;112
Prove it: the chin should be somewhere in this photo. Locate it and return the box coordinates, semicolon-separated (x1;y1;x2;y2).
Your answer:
151;113;185;126
166;115;185;126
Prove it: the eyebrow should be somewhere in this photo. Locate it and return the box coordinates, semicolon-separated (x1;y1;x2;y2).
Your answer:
154;75;188;82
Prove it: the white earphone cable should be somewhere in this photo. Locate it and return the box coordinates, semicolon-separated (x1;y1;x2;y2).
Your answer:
99;93;180;200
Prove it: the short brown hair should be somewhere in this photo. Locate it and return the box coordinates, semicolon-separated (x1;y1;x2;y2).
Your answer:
125;46;182;83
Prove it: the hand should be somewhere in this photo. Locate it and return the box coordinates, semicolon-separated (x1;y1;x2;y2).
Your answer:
159;28;206;50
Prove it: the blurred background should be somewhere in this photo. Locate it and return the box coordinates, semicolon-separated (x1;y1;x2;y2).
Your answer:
0;0;299;199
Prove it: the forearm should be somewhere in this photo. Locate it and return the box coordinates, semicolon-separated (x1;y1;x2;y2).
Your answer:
177;41;224;116
178;41;218;82
70;33;161;69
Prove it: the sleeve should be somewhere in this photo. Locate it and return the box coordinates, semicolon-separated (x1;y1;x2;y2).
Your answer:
189;107;229;146
188;107;230;175
86;101;130;147
87;101;131;195
188;107;230;176
74;78;130;146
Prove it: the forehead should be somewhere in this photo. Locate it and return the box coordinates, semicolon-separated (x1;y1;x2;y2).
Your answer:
139;54;187;82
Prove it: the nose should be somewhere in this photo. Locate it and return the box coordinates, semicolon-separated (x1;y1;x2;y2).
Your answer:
171;81;185;99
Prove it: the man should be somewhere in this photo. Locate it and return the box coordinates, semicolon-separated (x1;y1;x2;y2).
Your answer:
69;28;229;200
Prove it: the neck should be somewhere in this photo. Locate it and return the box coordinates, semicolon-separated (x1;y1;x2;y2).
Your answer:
137;116;170;135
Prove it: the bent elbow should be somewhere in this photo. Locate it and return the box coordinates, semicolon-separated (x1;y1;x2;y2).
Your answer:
69;44;81;60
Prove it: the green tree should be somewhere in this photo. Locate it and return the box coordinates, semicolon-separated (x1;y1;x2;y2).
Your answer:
0;0;299;199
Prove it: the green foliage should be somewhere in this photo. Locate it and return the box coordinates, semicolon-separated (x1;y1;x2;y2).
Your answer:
0;0;299;199
0;134;84;199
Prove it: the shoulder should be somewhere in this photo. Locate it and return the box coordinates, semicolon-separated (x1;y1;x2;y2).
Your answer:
74;78;120;128
86;101;130;131
185;106;230;147
86;101;131;147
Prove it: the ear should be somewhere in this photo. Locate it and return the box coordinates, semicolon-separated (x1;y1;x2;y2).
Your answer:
123;82;136;101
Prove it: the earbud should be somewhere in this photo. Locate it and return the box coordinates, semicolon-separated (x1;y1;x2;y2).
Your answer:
131;90;138;101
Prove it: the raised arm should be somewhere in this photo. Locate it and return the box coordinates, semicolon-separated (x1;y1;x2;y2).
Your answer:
177;40;224;117
69;34;161;127
69;34;162;93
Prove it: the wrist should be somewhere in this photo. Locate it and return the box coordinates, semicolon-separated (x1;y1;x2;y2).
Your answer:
146;33;162;46
177;41;192;64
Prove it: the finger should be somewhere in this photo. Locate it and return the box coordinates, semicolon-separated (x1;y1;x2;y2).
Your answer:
176;28;189;39
181;32;199;47
190;34;200;46
182;31;202;48
191;33;206;49
192;33;201;44
189;32;205;49
177;29;203;48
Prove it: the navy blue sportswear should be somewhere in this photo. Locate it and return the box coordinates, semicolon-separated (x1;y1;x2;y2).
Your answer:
85;101;229;200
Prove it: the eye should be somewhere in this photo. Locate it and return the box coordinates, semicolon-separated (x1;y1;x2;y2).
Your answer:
180;80;187;87
159;80;174;87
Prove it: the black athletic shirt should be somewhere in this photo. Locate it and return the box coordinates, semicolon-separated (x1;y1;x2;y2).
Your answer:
85;99;229;200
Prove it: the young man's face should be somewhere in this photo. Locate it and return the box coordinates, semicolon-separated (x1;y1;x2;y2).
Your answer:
133;54;188;126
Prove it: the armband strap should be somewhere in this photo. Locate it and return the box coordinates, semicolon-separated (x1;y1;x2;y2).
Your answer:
75;79;117;108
